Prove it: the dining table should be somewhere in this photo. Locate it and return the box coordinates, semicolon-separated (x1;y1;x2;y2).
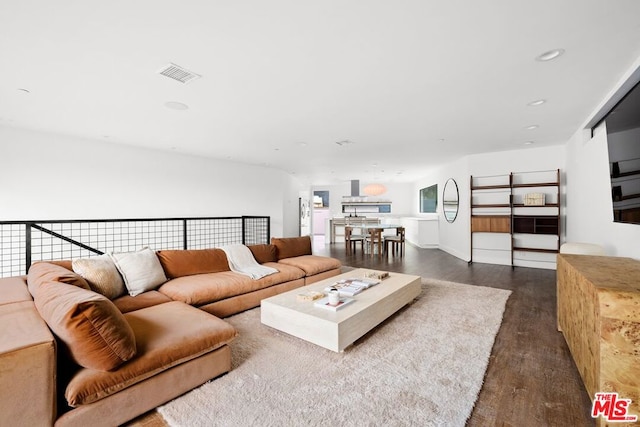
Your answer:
356;224;403;256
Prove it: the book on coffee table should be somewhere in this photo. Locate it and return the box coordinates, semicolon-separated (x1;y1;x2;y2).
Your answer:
325;278;380;296
314;296;355;311
296;290;324;301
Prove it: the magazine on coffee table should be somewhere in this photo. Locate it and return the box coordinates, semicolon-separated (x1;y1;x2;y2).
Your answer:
314;296;355;311
325;278;380;296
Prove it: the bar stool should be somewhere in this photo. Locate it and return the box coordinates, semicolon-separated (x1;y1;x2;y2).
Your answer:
345;226;365;254
384;227;406;257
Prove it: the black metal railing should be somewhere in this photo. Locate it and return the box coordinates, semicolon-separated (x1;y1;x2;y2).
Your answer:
0;216;270;278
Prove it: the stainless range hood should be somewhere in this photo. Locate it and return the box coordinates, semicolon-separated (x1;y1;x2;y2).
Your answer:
343;180;364;202
350;179;360;197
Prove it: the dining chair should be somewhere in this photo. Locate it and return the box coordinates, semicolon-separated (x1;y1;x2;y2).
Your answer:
384;227;406;257
365;228;384;257
345;226;365;255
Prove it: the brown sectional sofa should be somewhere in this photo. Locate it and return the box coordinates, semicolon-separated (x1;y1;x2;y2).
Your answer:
0;236;340;427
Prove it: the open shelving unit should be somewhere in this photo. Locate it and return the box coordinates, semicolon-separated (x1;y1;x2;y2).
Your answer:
470;169;561;269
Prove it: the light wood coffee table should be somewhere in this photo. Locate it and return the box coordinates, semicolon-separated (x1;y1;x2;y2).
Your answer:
260;269;421;352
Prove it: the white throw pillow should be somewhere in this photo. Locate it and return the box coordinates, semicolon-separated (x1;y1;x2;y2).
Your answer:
109;247;167;296
72;254;126;300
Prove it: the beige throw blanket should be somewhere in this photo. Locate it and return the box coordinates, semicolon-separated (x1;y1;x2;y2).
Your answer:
220;244;278;279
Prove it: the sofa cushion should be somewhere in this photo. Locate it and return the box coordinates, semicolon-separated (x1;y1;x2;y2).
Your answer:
158;262;305;306
0;301;56;427
271;236;312;260
27;262;90;297
113;291;172;314
247;244;278;264
0;276;32;305
65;301;237;406
277;255;342;277
109;248;167;296
156;248;230;279
33;281;136;371
72;255;126;300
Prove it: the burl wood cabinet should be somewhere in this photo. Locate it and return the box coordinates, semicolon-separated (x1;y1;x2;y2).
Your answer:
557;254;640;426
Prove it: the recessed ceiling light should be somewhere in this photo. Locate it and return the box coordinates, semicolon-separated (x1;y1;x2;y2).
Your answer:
524;141;535;145
527;99;546;106
164;101;189;111
535;49;565;62
525;125;539;130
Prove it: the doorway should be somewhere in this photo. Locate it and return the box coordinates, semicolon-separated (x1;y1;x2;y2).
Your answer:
312;190;330;245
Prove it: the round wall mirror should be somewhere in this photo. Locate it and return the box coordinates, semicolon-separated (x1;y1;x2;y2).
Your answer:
443;178;459;223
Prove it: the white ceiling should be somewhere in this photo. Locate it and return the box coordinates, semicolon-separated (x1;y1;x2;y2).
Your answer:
2;1;640;185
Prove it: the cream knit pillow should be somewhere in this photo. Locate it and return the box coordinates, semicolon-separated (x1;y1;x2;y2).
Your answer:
109;247;167;296
72;254;126;300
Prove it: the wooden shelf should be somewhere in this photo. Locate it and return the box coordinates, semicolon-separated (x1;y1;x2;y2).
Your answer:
471;184;511;190
512;203;559;208
512;182;559;188
513;247;559;254
470;169;561;267
472;204;511;208
513;215;559;235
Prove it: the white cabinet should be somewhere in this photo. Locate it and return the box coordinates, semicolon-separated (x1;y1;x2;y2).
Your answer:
402;217;438;248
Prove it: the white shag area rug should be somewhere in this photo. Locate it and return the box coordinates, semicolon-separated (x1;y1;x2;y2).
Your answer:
158;279;511;427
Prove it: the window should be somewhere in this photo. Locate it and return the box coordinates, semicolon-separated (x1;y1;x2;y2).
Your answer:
419;184;438;213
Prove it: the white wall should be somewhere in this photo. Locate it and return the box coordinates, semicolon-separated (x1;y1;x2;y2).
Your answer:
414;145;566;264
281;175;306;237
0;126;303;238
413;156;469;260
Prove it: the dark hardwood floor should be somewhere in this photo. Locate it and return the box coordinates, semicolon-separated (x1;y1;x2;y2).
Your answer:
129;240;594;427
313;240;594;427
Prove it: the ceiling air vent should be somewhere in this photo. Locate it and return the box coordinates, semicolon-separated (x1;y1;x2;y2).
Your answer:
157;63;201;84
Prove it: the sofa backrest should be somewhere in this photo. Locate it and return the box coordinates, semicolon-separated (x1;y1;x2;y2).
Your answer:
247;244;278;264
27;262;91;298
155;248;230;279
271;236;312;260
23;242;289;284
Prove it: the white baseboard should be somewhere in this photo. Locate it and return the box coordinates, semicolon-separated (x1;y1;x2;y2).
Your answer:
439;244;470;262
